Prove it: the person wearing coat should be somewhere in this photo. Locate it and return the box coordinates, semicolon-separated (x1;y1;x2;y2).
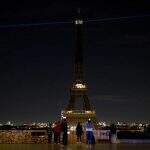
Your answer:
76;122;83;142
61;119;68;145
53;121;62;144
86;119;95;145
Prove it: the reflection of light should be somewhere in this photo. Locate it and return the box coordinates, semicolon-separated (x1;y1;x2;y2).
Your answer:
75;83;86;89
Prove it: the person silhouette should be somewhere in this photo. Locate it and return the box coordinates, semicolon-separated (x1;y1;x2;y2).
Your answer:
76;122;83;143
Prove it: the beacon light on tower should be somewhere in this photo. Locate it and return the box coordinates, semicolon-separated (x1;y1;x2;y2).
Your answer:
75;19;83;25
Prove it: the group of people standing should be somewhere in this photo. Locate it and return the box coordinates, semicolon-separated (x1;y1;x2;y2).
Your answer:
48;119;68;145
48;119;95;145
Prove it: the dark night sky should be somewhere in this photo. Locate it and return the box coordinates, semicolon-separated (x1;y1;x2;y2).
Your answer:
0;1;150;123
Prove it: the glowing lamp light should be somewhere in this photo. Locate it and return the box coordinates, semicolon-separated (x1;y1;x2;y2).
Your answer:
85;111;92;114
75;83;86;89
67;131;70;134
52;123;56;128
70;126;76;131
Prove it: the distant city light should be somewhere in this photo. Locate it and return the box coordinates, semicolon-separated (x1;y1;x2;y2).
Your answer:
6;121;13;126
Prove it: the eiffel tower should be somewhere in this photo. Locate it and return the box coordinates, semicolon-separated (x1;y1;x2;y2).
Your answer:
61;10;98;128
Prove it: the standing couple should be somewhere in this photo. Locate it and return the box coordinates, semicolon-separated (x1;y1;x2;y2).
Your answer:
53;119;68;145
76;119;95;145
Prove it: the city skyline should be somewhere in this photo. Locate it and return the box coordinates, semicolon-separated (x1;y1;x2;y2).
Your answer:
0;1;150;123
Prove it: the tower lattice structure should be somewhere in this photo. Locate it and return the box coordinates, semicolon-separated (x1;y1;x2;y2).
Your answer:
62;11;98;128
67;12;92;111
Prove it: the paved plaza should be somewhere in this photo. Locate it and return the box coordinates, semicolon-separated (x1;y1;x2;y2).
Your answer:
48;143;150;150
0;143;150;150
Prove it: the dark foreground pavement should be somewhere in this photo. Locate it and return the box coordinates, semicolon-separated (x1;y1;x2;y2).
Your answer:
0;143;150;150
49;143;150;150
